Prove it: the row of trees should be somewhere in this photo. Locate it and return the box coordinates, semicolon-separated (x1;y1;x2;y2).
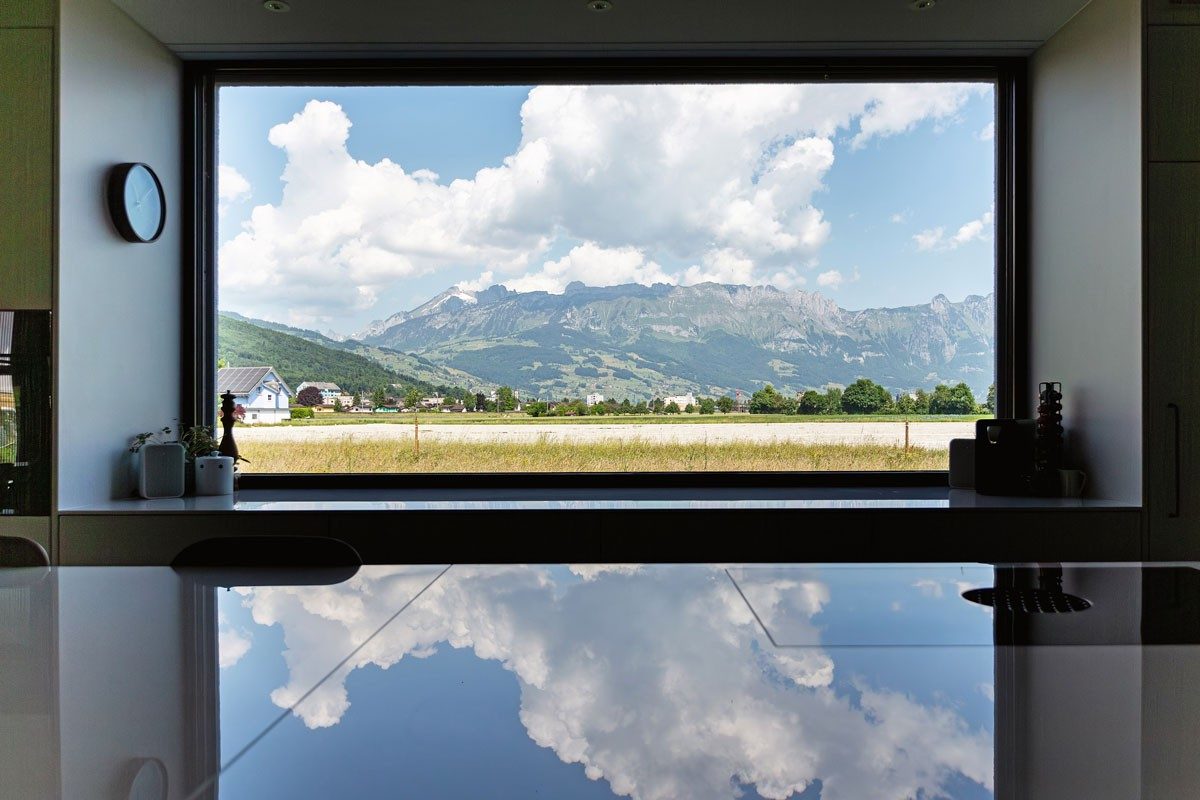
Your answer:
752;380;993;416
524;395;742;417
520;380;993;418
296;376;993;418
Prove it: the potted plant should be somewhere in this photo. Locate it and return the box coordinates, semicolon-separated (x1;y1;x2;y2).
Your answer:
129;423;247;496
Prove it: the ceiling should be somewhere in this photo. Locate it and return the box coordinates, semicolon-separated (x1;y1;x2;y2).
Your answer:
111;0;1092;59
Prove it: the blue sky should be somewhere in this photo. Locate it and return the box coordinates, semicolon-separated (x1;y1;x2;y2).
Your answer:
215;565;995;799
218;83;995;335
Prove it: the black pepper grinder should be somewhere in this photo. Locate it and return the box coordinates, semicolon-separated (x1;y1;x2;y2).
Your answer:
218;390;240;463
1034;381;1064;495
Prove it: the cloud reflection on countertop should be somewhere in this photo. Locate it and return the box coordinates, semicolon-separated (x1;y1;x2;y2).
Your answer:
222;565;993;800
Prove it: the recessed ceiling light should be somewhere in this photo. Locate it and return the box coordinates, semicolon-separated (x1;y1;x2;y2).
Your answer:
587;0;613;11
910;0;935;9
263;0;291;12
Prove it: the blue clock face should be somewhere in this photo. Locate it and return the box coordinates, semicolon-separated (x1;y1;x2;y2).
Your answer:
122;164;164;242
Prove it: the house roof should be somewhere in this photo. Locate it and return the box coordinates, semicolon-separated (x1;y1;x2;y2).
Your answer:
218;366;292;397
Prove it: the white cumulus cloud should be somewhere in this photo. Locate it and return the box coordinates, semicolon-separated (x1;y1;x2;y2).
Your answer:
217;610;253;668
912;578;946;598
816;266;859;290
817;270;844;289
913;208;994;252
503;242;676;294
220;84;987;326
218;165;252;213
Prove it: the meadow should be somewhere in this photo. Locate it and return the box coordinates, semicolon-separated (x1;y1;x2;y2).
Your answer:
237;437;948;473
269;412;985;427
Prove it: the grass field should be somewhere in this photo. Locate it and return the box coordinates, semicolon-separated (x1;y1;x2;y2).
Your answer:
267;412;985;427
238;438;948;473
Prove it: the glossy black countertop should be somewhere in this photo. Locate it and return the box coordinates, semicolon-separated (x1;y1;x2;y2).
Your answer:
2;562;1198;799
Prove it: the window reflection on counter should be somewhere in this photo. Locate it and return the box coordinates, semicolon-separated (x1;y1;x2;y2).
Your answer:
217;564;995;799
0;311;51;515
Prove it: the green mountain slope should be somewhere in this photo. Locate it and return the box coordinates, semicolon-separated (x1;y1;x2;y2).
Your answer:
218;314;441;395
221;310;484;391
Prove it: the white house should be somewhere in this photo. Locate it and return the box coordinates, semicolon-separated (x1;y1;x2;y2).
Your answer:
664;393;697;409
585;392;605;406
218;366;292;424
296;381;343;406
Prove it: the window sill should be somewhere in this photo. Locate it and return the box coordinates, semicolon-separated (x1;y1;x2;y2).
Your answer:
58;487;1136;514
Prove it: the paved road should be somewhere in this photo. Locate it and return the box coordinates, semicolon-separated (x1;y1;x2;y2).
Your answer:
236;421;974;449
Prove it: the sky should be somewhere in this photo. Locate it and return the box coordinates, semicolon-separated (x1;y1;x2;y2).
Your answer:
217;83;996;336
216;564;995;800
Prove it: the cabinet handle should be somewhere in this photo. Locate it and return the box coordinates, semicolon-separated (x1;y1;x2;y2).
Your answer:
1169;402;1181;518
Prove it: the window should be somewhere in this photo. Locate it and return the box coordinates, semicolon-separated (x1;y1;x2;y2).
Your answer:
194;61;1020;480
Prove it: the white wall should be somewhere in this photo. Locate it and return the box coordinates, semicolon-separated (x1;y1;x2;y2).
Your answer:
1028;0;1142;503
57;0;182;507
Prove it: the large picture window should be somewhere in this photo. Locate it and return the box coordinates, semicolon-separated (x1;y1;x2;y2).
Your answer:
195;62;1017;479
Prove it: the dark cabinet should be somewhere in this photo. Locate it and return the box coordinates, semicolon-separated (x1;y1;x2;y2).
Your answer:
1146;164;1200;557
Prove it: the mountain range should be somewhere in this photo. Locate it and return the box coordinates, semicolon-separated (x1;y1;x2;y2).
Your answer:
323;281;996;401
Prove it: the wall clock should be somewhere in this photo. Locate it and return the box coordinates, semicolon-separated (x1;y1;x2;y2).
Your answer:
107;162;166;243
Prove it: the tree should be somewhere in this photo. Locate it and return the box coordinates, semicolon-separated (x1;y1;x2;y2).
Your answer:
986;383;996;414
841;378;891;414
684;403;695;413
620;399;633;414
822;388;844;415
475;392;486;412
296;386;323;407
634;400;649;414
928;382;978;414
590;402;607;415
798;390;824;415
665;401;681;414
524;401;549;417
496;386;517;412
698;397;717;415
750;384;788;414
332;397;344;413
556;400;585;416
216;357;228;370
912;388;931;414
405;388;423;410
371;387;387;408
894;393;918;414
651;397;665;414
352;393;362;408
717;395;734;414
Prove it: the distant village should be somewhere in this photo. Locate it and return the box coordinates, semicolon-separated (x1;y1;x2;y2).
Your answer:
215;365;726;424
217;365;987;424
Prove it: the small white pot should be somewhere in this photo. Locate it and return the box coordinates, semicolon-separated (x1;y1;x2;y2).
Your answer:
194;454;235;496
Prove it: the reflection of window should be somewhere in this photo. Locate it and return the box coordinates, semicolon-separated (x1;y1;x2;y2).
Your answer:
214;564;998;797
200;64;1018;482
0;311;51;514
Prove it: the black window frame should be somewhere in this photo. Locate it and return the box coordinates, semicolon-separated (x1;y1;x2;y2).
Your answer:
183;57;1027;490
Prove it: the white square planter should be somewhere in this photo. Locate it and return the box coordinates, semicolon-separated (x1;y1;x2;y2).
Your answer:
136;442;185;499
